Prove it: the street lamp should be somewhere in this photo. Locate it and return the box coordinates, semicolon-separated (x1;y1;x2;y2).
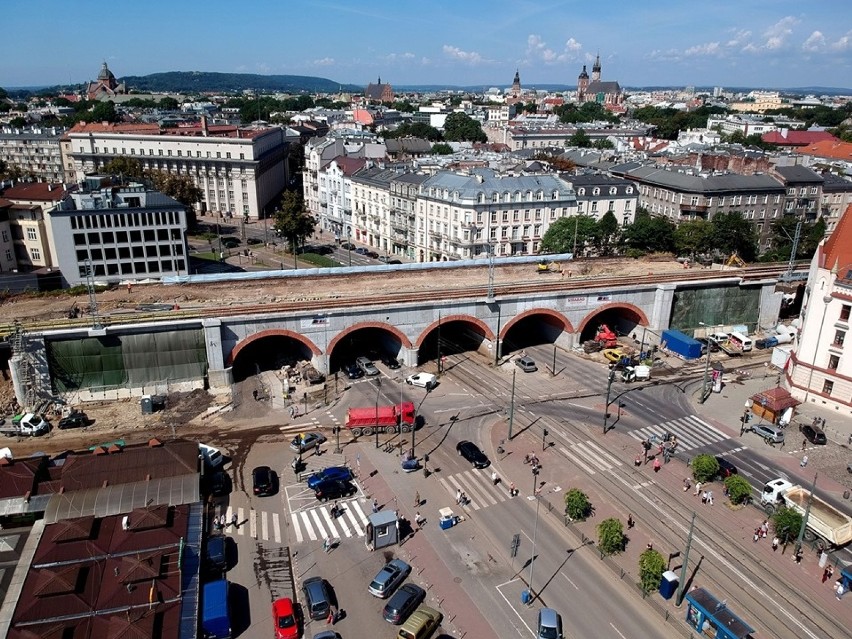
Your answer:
602;369;616;434
525;467;541;605
347;227;352;267
508;368;516;440
374;377;382;449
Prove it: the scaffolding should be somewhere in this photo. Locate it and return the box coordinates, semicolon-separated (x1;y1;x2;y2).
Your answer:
11;320;39;413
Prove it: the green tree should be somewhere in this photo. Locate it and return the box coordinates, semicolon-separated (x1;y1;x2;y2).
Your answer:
597;517;626;556
691;454;720;483
384;122;441;141
442;112;487;142
771;506;803;544
760;216;826;262
638;548;666;594
541;215;598;255
724;475;753;505
159;96;179;110
9;117;27;128
710;211;758;262
568;128;592;148
622;209;676;254
274;190;316;266
593;210;620;255
564;488;592;521
149;171;203;210
593;138;614;149
102;157;145;179
674;219;714;257
87;100;120;123
431;143;453;155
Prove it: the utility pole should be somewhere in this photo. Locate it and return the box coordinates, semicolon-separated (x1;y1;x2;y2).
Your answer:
795;472;819;554
508;368;516;440
551;344;557;377
603;369;615;434
676;512;697;605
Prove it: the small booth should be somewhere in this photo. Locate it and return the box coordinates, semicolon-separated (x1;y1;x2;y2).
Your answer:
749;387;800;426
659;570;678;600
365;510;398;551
684;587;755;639
439;507;461;530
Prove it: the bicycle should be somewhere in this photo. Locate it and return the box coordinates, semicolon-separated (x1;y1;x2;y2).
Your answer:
323;537;341;553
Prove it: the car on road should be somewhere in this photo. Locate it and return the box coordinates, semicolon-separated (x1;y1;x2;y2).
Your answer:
536;607;563;639
220;236;240;248
696;337;720;353
383;583;426;625
312;632;340;639
456;440;490;468
750;423;784;445
208;470;230;497
355;247;368;255
799;422;827;445
382;355;401;369
344;363;365;379
356;356;380;376
302;576;332;621
366;250;379;259
307;466;353;489
246;237;263;245
272;597;299;639
340;241;355;250
397;604;442;639
58;411;90;429
602;348;624;363
314;479;357;502
252;466;276;496
290;432;327;453
406;372;437;390
515;356;537;372
714;457;738;479
388;259;402;265
369;558;411;598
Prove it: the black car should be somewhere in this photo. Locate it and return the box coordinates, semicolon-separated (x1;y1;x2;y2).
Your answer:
302;576;332;621
209;470;230;497
58;411;89;429
457;440;490;468
314;479;356;502
383;583;426;625
800;422;827;445
366;250;379;259
382;355;401;370
344;363;364;379
714;457;738;479
246;237;262;245
252;466;276;496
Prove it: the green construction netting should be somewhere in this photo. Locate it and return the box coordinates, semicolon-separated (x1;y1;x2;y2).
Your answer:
47;329;208;392
669;286;760;333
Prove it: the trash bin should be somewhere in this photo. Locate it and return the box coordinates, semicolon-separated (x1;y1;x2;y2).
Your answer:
520;589;532;605
659;570;678;600
140;395;153;415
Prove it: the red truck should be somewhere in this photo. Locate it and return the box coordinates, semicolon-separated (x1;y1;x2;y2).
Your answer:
345;401;416;436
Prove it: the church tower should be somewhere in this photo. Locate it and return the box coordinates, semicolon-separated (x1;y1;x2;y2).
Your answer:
577;64;589;102
511;69;521;97
592;54;601;82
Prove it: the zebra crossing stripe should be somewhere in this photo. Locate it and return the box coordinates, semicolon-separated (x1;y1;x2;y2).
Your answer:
238;508;246;536
291;513;303;543
334;508;352;538
300;511;317;541
559;446;597;475
573;441;615;472
321;508;339;538
461;471;496;508
273;513;281;544
445;475;479;509
261;511;268;541
347;501;367;536
669;417;717;446
248;509;256;538
310;509;328;538
586;441;623;468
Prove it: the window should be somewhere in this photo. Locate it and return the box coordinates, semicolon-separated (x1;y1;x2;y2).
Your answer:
1;230;8;242
30;248;40;260
833;330;846;347
822;380;833;395
27;228;37;241
840;304;850;321
828;354;840;370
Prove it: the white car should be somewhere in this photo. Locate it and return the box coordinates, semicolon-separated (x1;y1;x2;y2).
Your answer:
17;413;49;436
405;373;437;390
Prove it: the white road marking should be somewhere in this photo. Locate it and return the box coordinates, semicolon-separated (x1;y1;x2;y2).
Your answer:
561;572;580;590
290;513;303;543
260;511;268;541
348;501;367;535
300;511;317;541
610;622;629;639
559;445;597;475
321;507;339;538
248;509;256;538
273;513;281;543
310;508;327;538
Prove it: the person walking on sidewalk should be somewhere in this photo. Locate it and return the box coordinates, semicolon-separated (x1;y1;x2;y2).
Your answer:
801;454;809;468
627;514;634;529
707;490;714;506
823;565;834;583
683;477;691;492
772;536;779;551
456;489;462;505
694;481;702;497
414;491;420;508
802;439;807;451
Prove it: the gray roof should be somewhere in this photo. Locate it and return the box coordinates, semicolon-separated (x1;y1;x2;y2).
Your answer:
586;81;621;94
821;172;852;192
773;165;824;183
420;170;575;200
626;166;785;194
568;174;636;198
351;166;400;187
392;173;429;187
385;137;433;154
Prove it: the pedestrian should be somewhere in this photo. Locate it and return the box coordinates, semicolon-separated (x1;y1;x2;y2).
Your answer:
753;529;760;543
372;499;378;513
627;514;634;529
127;282;132;293
772;536;779;551
415;511;423;528
231;513;238;529
794;547;803;564
837;579;845;600
760;520;768;538
456;489;462;505
252;389;258;401
509;482;517;497
315;441;321;456
694;481;702;497
646;542;653;551
491;470;499;485
461;491;468;506
801;454;809;468
701;491;708;505
707;490;714;506
683;477;691;492
414;491;420;508
653;458;661;472
634;454;642;467
802;439;807;451
823;566;832;583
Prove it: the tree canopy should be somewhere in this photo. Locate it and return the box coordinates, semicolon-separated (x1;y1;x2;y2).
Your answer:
554;102;619;124
622;209;676;253
384;121;441;141
273;190;316;259
759;216;826;262
710;211;759;262
442;112;487;142
632;105;727;140
541;215;598;255
673;219;715;257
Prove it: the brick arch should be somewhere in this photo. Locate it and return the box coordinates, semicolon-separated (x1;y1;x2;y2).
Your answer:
226;329;320;367
415;314;495;347
327;321;413;354
577;302;649;335
500;308;574;339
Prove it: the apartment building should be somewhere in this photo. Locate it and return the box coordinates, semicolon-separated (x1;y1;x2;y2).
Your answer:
0;126;66;182
389;173;429;260
568;174;638;226
0;180;68;273
46;178;189;285
504;125;653;151
820;173;852;234
317;155;367;241
63;120;288;220
772;165;823;222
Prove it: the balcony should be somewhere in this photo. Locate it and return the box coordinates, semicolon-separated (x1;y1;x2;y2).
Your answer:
680;203;709;216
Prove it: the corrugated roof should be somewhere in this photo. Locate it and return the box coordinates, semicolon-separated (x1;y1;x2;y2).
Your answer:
796;139;852;161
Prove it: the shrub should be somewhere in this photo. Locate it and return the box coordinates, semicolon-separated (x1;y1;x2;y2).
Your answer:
564;488;592;521
597;518;625;556
771;506;803;543
691;454;720;484
724;475;752;505
639;548;666;594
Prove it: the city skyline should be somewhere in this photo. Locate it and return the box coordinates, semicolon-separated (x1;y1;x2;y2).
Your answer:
2;0;851;90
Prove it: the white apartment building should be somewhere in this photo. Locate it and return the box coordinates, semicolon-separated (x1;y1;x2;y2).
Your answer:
317;156;366;240
787;208;852;414
0;126;67;182
568;174;638;226
46;179;189;285
63;120;288;220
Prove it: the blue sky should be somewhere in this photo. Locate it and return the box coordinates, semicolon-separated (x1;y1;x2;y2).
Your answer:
3;0;851;89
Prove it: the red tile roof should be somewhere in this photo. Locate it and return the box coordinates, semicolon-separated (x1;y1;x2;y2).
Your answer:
761;130;837;146
796;139;852;161
1;182;67;202
820;203;852;272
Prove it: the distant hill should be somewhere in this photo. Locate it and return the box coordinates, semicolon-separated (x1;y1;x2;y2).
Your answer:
120;71;362;94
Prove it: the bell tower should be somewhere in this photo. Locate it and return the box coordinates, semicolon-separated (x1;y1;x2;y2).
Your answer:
577;65;589;102
592;53;601;82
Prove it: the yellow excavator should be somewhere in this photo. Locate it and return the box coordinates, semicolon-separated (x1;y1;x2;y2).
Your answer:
537;258;560;274
725;252;746;268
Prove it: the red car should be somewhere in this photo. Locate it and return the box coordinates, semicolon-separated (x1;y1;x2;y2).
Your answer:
273;597;299;639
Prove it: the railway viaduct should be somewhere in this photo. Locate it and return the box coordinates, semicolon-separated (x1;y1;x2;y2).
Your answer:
12;259;796;405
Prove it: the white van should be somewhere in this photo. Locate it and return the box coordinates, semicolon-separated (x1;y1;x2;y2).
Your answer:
729;331;753;352
199;443;224;468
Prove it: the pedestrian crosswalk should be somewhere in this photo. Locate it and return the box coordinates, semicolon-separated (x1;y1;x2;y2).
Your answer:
559;440;624;476
222;506;283;544
628;414;730;451
438;468;512;511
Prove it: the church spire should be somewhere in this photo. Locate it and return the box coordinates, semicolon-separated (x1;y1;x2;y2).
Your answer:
592;53;601;82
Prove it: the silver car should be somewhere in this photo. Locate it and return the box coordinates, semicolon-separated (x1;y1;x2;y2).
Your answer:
356;356;380;376
368;558;411;598
536;607;563;639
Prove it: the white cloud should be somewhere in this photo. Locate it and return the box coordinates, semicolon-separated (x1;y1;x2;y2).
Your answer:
647;49;681;62
762;16;798;50
832;30;852;51
565;37;582;54
726;28;752;48
384;52;416;63
802;31;826;52
442;45;484;64
684;42;721;57
522;34;582;65
311;57;335;67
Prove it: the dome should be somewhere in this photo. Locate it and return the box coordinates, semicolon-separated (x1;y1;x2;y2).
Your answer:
98;62;116;82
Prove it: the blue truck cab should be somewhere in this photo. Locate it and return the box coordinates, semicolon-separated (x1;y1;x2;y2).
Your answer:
202;578;231;639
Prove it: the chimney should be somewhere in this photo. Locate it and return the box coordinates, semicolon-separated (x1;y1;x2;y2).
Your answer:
781;128;789;139
201;115;208;137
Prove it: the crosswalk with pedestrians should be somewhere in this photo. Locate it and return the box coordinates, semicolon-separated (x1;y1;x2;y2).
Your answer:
628;414;731;451
438;468;513;511
222;506;283;544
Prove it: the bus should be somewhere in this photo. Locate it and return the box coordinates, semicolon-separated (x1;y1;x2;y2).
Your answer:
729;331;753;352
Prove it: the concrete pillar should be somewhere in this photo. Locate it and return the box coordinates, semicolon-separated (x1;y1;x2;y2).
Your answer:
650;284;677;333
757;280;784;332
203;319;233;390
400;347;418;368
9;335;51;410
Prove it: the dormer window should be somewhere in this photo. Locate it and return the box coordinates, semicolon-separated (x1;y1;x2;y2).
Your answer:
578;188;585;196
609;187;617;195
593;188;600;196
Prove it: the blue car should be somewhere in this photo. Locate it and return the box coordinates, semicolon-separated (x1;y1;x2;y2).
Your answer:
307;466;353;489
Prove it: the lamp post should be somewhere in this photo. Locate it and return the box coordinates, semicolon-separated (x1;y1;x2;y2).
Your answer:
698;322;712;404
525;467;541;605
795;472;819;556
374;377;382;449
508;368;517;440
347;228;352;267
603;369;616;434
803;295;834;403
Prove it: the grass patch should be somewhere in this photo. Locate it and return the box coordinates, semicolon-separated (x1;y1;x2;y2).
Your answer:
297;253;341;268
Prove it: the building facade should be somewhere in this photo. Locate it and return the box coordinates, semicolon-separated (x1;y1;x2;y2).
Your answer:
0;181;68;272
0;126;67;183
568;174;638;226
63;120;288;220
577;55;624;106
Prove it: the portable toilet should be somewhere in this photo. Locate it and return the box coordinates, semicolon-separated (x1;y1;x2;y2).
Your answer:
659;570;678;600
140;395;153;415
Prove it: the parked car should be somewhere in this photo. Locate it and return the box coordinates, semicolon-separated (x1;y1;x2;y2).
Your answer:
536;607;563;639
208;470;230;497
340;241;355;250
246;237;262;245
750;423;785;445
344;363;365;380
355;247;368;255
290;432;327;453
406;372;437;389
302;577;332;621
314;479;356;502
366;250;379;259
312;632;340;639
382;355;402;370
515;356;537;372
457;440;490;468
307;466;353;489
272;597;299;639
356;356;380;376
602;349;624;363
252;466;276;496
799;422;827;445
205;535;229;574
714;457;738;479
369;559;411;598
396;604;442;639
383;583;426;624
388;259;402;265
58;411;89;429
696;337;720;353
221;236;240;248
14;413;49;436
